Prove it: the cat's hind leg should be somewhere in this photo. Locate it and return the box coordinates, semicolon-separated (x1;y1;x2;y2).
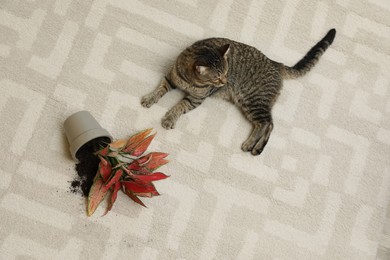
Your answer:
141;77;173;108
239;79;280;155
240;94;275;155
242;121;273;155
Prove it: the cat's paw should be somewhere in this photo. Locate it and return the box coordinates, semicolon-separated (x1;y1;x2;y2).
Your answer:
241;140;255;153
241;140;263;155
141;94;156;108
250;147;264;156
162;115;176;129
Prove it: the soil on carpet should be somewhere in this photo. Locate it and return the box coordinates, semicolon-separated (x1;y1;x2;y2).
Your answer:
69;137;110;197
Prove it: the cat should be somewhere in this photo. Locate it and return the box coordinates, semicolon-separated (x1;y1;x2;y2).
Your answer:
141;29;336;155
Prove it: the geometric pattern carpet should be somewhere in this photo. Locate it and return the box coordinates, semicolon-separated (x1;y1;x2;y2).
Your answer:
1;0;389;259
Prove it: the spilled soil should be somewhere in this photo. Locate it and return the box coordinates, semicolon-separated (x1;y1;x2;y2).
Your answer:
69;137;110;197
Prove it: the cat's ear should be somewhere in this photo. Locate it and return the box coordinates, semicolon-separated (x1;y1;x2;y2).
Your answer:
218;44;230;58
196;65;208;75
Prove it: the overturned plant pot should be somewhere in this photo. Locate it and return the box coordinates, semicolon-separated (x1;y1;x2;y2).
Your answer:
64;111;112;196
64;110;112;161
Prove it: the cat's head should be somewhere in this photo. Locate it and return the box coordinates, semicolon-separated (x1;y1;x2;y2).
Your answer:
193;44;230;87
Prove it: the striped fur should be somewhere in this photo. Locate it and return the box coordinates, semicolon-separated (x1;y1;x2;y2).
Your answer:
280;29;336;79
141;29;336;155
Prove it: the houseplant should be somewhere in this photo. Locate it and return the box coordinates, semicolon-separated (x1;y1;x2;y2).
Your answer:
88;128;169;216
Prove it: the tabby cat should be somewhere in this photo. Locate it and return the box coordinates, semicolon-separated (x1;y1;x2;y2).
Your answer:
141;29;336;155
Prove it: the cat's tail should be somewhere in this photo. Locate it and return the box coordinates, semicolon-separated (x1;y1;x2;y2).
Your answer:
280;28;336;79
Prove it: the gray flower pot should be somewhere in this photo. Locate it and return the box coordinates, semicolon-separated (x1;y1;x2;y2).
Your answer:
64;111;112;161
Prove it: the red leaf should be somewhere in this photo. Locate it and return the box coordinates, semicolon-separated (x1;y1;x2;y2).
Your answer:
136;154;153;166
123;132;156;157
137;152;169;171
123;186;147;207
133;192;153;198
134;189;160;197
132;134;156;156
96;146;109;156
98;156;112;182
133;172;169;182
104;169;123;190
122;180;158;194
127;161;152;175
123;129;153;153
126;154;168;177
87;174;109;216
150;189;160;196
127;161;142;171
106;181;121;213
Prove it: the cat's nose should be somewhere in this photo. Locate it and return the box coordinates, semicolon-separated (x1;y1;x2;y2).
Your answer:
220;77;227;84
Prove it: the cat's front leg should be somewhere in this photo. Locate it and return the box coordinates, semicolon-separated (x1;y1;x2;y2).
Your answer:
162;95;205;129
141;77;173;108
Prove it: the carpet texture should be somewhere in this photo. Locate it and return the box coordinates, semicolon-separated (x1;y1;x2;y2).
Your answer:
1;0;390;259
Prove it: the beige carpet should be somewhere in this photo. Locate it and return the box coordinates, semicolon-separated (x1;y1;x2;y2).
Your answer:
1;0;390;259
